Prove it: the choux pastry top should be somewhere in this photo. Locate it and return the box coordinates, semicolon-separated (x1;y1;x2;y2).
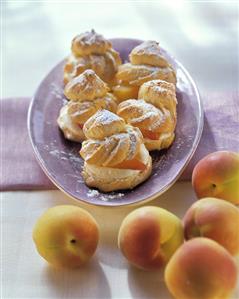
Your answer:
64;30;121;86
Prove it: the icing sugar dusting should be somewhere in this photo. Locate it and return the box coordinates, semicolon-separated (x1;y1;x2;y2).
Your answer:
86;189;125;201
132;40;162;57
50;83;67;104
45;144;83;173
87;189;100;197
100;193;125;201
95;109;122;125
66;70;108;100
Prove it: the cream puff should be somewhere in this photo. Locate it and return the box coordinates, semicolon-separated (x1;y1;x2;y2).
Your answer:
57;70;118;142
80;109;152;192
113;40;176;102
117;79;177;151
138;79;177;119
64;30;121;86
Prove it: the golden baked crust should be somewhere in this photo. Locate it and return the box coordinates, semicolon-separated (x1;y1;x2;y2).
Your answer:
57;104;85;142
81;125;142;167
117;99;172;132
117;99;176;151
116;79;177;151
64;69;109;101
138;79;177;118
68;95;117;123
64;49;121;86
58;93;117;143
64;30;121;85
58;71;118;142
83;109;127;140
82;144;152;192
116;63;176;86
79;109;152;191
143;134;175;151
113;40;176;103
71;29;112;56
129;40;169;68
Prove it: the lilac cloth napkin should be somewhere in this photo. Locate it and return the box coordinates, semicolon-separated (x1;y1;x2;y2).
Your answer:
1;94;238;191
1;98;55;190
181;91;239;178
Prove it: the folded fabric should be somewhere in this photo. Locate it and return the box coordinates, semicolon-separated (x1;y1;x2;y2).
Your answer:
1;98;55;190
1;93;238;191
180;91;238;179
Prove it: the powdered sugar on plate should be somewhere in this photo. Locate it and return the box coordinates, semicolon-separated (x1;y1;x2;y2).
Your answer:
86;189;125;201
50;83;67;104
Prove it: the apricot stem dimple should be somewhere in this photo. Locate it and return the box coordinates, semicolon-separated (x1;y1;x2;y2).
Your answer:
70;239;76;244
190;226;201;237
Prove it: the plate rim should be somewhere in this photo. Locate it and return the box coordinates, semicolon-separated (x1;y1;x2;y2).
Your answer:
27;38;204;207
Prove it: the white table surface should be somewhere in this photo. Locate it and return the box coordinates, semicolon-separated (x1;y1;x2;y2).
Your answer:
2;184;239;299
2;1;239;298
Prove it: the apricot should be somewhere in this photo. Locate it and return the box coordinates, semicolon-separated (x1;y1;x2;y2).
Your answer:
112;84;139;102
118;206;183;270
33;205;99;268
183;197;239;255
192;151;239;204
165;238;238;299
112;153;147;171
140;129;161;140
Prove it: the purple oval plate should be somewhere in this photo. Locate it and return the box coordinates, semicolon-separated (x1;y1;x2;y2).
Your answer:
28;38;203;207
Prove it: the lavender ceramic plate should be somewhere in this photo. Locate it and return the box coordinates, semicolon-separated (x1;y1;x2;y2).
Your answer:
28;38;203;207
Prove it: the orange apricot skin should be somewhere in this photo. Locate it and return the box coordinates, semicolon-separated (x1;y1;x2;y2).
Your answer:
183;197;239;255
165;238;238;299
192;151;239;205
